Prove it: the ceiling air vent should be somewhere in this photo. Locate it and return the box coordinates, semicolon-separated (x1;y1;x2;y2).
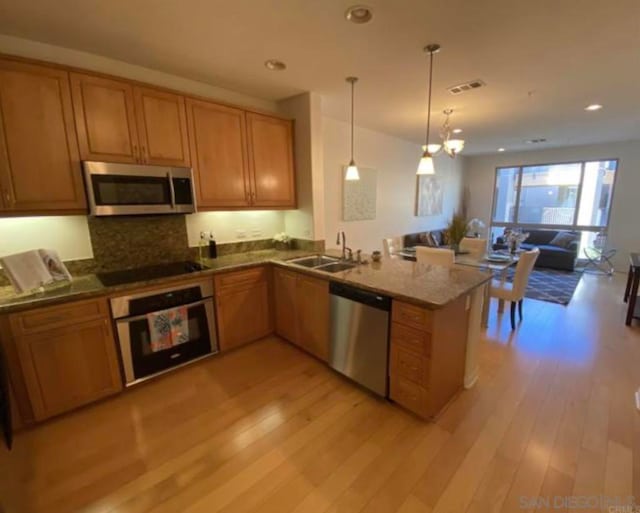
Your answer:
525;138;547;144
447;79;486;95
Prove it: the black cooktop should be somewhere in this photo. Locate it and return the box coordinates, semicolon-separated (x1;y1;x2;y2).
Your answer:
96;261;208;287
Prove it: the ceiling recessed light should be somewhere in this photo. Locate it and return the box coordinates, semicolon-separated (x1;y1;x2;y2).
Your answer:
452;128;463;134
585;103;603;111
498;148;505;152
345;5;373;24
264;59;286;71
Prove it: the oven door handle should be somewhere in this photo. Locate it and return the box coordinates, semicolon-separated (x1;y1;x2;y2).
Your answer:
168;170;176;210
115;298;213;323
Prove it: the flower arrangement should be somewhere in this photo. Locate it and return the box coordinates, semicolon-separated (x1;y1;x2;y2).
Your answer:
504;228;529;254
273;232;292;250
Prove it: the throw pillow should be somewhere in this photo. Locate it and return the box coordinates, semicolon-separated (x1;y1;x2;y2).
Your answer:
549;231;577;249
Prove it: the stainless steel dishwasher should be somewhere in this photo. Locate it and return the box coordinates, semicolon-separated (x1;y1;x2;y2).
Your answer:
329;282;391;397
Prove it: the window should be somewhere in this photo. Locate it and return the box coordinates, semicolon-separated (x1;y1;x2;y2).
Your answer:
490;159;618;254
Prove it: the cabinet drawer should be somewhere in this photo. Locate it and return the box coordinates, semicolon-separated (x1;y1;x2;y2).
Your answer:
10;298;108;335
390;376;428;418
391;345;428;386
391;322;432;357
215;266;267;293
392;301;433;332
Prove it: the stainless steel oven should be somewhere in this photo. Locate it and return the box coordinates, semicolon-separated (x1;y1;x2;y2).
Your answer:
83;161;196;216
111;280;217;386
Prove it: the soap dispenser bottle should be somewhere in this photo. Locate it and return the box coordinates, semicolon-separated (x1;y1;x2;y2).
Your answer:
208;233;217;259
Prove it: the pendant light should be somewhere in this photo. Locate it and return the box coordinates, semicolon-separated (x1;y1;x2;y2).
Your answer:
345;76;360;181
417;44;440;175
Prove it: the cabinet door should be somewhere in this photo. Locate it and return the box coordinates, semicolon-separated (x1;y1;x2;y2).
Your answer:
296;275;329;361
216;281;272;351
273;268;298;344
0;59;85;212
16;318;122;421
70;72;140;163
186;98;250;208
134;86;190;166
246;113;296;208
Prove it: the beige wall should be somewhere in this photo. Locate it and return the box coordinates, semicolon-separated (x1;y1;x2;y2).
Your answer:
278;92;322;240
464;140;640;270
0;216;93;260
322;116;464;254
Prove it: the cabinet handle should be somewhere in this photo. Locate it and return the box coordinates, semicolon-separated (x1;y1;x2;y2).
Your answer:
4;190;12;206
141;146;147;163
133;145;139;163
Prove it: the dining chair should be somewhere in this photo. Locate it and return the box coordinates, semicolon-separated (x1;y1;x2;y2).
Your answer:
382;236;404;258
415;246;455;267
460;237;487;259
490;248;540;330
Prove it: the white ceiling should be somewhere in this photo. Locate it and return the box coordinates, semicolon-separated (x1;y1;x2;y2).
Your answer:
0;0;638;154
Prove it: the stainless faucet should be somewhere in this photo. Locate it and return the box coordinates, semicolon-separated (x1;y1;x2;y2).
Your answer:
336;231;353;261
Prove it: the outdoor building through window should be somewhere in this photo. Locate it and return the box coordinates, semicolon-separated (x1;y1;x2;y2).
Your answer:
490;160;618;255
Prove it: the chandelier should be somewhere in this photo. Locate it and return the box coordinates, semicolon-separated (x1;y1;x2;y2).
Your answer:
423;109;465;158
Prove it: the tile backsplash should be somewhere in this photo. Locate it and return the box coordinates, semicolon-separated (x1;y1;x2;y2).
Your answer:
0;213;325;287
88;215;191;272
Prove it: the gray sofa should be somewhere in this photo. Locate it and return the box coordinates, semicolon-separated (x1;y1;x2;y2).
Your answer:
494;229;579;271
403;229;448;249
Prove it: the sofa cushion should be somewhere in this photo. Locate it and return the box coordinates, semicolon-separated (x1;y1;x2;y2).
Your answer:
549;231;579;249
536;244;575;255
525;230;559;245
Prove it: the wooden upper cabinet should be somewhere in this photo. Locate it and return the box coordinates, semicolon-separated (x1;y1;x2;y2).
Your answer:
0;59;85;212
70;72;140;164
134;86;190;166
186;98;250;208
246;112;296;208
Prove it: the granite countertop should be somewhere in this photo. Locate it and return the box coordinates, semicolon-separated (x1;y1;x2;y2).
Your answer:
0;249;314;314
0;249;491;314
274;256;491;308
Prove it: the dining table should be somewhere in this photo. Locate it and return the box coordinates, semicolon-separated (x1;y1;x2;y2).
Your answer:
397;247;520;327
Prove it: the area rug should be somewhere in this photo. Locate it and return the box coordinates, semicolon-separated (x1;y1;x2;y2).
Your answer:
505;268;583;305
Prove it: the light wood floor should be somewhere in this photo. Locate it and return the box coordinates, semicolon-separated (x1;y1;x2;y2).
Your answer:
1;272;639;513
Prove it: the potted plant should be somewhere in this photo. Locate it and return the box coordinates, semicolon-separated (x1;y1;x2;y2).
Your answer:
445;214;469;254
273;232;292;251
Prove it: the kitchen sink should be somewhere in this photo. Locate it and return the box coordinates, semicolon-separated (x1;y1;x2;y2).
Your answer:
288;255;339;268
315;262;357;273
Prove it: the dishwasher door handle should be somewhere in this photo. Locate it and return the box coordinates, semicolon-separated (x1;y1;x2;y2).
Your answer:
329;282;391;310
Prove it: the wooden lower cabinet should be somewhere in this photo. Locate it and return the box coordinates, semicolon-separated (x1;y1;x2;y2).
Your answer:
296;275;329;361
214;267;273;351
5;298;122;422
273;267;298;343
273;267;329;362
389;296;469;419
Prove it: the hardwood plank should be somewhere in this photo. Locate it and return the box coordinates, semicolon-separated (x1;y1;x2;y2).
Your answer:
0;274;638;513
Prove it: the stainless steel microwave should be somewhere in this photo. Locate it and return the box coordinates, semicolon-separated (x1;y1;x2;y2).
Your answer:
83;161;196;216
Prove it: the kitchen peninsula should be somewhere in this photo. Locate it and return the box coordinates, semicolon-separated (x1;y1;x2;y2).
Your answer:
0;250;490;425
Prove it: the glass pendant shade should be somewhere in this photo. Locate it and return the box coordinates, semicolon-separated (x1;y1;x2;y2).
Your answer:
444;138;465;155
417;151;435;175
345;160;360;181
422;143;443;154
345;76;360;181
